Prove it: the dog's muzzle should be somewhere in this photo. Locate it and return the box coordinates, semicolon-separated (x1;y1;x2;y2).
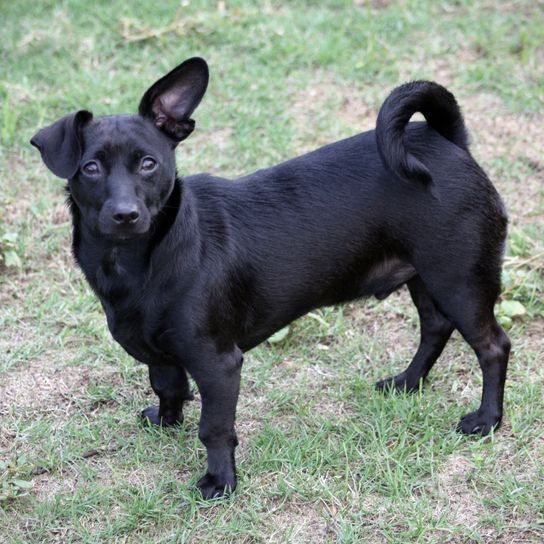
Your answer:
98;199;151;239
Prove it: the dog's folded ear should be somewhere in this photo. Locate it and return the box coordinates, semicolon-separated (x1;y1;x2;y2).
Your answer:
138;57;209;143
30;110;93;179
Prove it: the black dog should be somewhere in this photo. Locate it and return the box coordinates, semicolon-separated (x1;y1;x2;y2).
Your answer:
31;58;510;499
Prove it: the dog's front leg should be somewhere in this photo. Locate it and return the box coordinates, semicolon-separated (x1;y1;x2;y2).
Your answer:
186;344;243;499
141;364;194;426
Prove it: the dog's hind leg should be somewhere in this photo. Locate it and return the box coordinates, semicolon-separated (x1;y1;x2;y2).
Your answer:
415;267;510;435
141;364;194;426
376;275;454;393
454;316;510;435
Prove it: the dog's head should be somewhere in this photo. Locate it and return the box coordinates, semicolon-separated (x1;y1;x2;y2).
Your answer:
31;57;209;241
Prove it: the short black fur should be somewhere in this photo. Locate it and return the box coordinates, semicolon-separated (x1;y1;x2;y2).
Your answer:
30;57;511;499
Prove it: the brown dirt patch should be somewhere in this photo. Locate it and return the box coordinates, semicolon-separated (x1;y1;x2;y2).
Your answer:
0;356;89;447
0;355;88;418
289;71;378;152
437;454;483;529
520;318;544;353
463;93;544;223
262;505;331;543
0;354;91;467
31;468;80;502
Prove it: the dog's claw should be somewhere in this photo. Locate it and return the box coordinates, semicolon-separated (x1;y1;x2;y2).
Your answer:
456;410;501;436
197;471;236;500
140;406;183;427
375;373;422;394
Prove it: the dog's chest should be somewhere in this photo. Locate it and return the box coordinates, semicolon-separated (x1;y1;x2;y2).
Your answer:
102;296;174;365
91;253;175;365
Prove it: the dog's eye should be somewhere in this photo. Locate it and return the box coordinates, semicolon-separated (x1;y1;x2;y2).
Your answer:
140;157;157;172
82;161;100;176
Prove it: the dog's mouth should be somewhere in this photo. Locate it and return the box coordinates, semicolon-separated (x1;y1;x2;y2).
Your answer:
102;230;150;243
100;221;152;242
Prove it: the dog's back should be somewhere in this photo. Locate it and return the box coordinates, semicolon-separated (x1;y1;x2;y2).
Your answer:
182;119;505;351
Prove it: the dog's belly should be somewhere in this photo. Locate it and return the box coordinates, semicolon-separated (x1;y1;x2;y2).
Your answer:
279;254;416;307
236;256;417;351
358;257;417;300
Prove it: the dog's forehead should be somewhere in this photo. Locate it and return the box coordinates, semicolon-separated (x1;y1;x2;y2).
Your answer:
82;114;165;155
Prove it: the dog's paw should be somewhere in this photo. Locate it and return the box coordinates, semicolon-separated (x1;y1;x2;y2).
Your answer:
456;410;501;435
140;406;183;427
197;471;236;500
375;372;422;394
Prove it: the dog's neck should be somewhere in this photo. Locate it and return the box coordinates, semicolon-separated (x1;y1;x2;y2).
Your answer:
67;178;198;303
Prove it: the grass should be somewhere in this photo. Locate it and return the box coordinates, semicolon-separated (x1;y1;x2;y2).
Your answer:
1;1;543;542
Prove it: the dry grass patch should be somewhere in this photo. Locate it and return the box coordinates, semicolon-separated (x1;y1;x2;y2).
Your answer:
437;454;483;529
263;505;331;543
288;70;379;151
464;93;544;222
0;355;88;419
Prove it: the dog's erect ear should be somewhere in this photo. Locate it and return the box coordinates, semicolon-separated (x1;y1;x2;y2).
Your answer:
138;57;209;142
30;110;93;179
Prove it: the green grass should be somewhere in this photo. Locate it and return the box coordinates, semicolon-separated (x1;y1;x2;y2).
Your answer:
1;1;543;542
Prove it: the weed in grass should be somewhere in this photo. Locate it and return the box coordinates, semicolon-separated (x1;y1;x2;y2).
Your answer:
0;457;34;503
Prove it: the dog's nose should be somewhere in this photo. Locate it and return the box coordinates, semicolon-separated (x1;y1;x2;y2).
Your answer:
112;205;140;225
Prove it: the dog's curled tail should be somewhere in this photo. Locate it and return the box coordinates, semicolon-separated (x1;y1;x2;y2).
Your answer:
375;81;469;186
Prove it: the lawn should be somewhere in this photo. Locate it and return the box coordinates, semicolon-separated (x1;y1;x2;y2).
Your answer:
1;1;543;542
